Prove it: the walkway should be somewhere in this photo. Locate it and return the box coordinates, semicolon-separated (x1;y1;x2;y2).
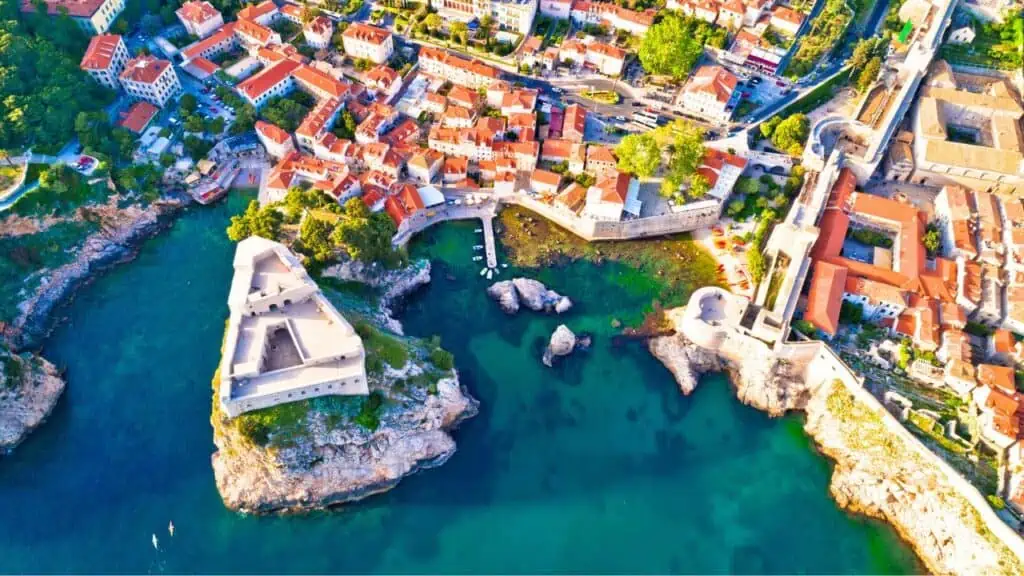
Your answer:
481;213;497;269
392;201;501;269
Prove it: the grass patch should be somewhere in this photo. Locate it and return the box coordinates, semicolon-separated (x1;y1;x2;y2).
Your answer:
234;401;311;447
355;321;409;373
580;90;619;105
353;390;385;431
499;206;722;308
12;180;113;219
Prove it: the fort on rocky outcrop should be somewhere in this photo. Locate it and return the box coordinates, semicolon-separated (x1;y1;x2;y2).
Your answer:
649;286;1024;576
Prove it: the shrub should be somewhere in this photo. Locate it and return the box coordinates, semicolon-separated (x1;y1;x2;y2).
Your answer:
429;347;454;371
353;391;385;431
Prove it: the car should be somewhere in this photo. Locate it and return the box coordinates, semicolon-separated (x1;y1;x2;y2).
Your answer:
632;101;644;107
776;80;786;87
615;115;626;122
750;77;762;84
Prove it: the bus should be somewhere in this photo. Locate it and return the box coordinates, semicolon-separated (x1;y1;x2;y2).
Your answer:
633;111;659;127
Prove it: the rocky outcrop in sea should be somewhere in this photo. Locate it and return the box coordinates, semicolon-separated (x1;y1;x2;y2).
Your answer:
9;195;186;351
322;259;431;335
0;349;65;454
543;324;577;367
211;355;478;514
648;311;1024;576
487;278;572;315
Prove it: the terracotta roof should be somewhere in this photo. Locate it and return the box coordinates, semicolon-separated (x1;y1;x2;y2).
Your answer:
771;5;804;25
563;104;586;137
594;172;630;204
364;65;399;89
444;156;468;175
587;145;616;164
296;98;341;139
235;18;276;44
182;22;237;60
557;182;586;212
419;46;501;80
255;120;292;144
237;0;278;21
993;329;1015;354
120;55;172;84
118;101;159;133
305;14;332;36
531;169;562;187
81;34;123;71
684;65;738;104
343;22;391;45
237;59;302;100
292;65;349;98
20;0;105;18
190;57;220;75
279;3;303;19
384;183;425;225
587;41;626;61
448;85;480;108
985;387;1024;439
979;364;1017;393
177;1;220;25
805;261;848;336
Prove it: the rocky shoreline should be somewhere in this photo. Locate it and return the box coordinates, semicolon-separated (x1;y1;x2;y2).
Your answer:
0;349;65;454
649;319;1024;576
7;195;187;351
212;258;479;514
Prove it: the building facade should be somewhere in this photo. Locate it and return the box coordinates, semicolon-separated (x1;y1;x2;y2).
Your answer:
119;55;182;107
176;0;224;38
80;34;129;90
342;23;394;64
22;0;126;34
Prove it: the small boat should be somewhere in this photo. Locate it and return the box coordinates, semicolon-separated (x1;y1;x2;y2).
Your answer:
472;256;483;261
479;268;487;276
475;228;482;233
168;521;174;537
502;263;508;268
473;245;483;250
152;534;159;550
486;270;493;279
493;267;500;275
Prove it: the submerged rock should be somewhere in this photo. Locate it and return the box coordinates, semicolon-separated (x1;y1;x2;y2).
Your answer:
487;280;520;314
0;349;65;454
487;277;572;315
543;324;577;367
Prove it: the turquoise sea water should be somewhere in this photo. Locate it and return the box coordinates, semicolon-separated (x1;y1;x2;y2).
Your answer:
0;197;921;573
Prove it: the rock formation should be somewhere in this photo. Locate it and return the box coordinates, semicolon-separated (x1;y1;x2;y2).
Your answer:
10;196;186;350
323;259;431;334
487;278;572;315
0;349;65;454
648;311;1024;576
543;324;577;367
212;358;478;514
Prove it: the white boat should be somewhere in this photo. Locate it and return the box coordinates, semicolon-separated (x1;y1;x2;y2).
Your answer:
168;521;174;537
473;256;483;261
479;268;487;276
475;228;482;233
152;534;159;550
493;267;500;275
501;263;508;268
486;270;493;279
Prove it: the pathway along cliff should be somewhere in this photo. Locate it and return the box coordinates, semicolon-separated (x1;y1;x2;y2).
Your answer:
649;307;1024;576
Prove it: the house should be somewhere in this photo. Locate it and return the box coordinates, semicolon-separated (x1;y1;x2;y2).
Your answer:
563;104;586;142
363;65;402;99
279;2;303;23
342;23;394;64
530;169;562;195
234;18;281;48
442;105;476;128
117;101;159;134
176;1;223;38
584;41;626;77
418;46;501;89
119;55;182;107
385;183;445;225
769;5;803;35
494;171;517;194
581;172;640;221
20;0;126;34
586;145;617;179
540;0;572;18
181;22;239;63
678;64;739;124
429;126;495;161
558;39;588;66
717;0;744;28
541;139;586;173
407;149;445;183
218;236;367;419
295;98;342;150
236;59;302;108
303;15;334;50
443;156;469;183
555;182;586;214
255;120;296;159
972;364;1024;447
448;85;480;110
430;0;538;34
944;358;977;396
571;1;655;35
80;34;129;90
237;0;279;25
989;329;1016;364
501;89;538;115
422;92;448;115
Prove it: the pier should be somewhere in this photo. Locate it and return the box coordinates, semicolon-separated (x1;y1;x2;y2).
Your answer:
481;213;497;269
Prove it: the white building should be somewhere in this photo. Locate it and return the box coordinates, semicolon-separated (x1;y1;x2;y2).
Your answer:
80;34;129;90
22;0;125;34
948;25;976;44
678;64;739;124
119;55;182;107
582;172;641;221
539;0;571;18
342;23;394;64
176;0;224;39
418;46;502;89
431;0;538;34
218;236;368;419
769;5;804;35
237;0;280;26
255;120;296;159
303;15;334;50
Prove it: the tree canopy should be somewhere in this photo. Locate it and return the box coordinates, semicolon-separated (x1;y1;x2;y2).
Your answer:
657;119;706;199
614;133;661;178
227;200;285;242
637;13;727;80
331;198;402;267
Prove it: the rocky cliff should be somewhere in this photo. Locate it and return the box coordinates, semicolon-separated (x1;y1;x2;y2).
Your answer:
649;329;1024;576
211;359;478;514
322;259;431;335
0;348;65;454
9;196;186;350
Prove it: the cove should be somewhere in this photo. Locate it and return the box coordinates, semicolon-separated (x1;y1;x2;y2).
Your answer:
0;199;920;573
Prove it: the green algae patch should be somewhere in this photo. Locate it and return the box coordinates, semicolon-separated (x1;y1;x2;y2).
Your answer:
497;206;723;309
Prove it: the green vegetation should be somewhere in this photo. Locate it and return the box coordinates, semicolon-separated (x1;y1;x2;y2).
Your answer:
849;227;893;249
227;200;285;242
0;350;24;389
235;401;310;447
965;321;994;338
770;68;851;121
849;37;888;92
839;300;864;325
0;164;23;191
763;253;791;310
499;206;722;309
331;198;403;268
939;9;1023;71
792;319;817;335
355;320;410;374
786;0;854;77
747;248;766;285
615;133;660;178
352;391;385;431
637;13;727;80
260;92;316;133
615;120;708;201
579;90;619;105
759;113;810;156
214;86;257;135
0;3;116;155
12;164;108;217
330;111;358;140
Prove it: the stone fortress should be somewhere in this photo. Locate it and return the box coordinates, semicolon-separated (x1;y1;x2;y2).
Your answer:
218;236;368;418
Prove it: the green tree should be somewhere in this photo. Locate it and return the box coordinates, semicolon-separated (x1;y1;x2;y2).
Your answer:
923;227;941;255
856;57;882;93
614;133;660;178
184;114;205;133
727;199;745;217
637;13;726;80
760;116;781;139
297;216;336;264
331;197;401;267
226;200;283;241
657;119;706;198
771;114;809;156
747;249;767;285
424;13;442;31
332;110;358;140
179;93;198;114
